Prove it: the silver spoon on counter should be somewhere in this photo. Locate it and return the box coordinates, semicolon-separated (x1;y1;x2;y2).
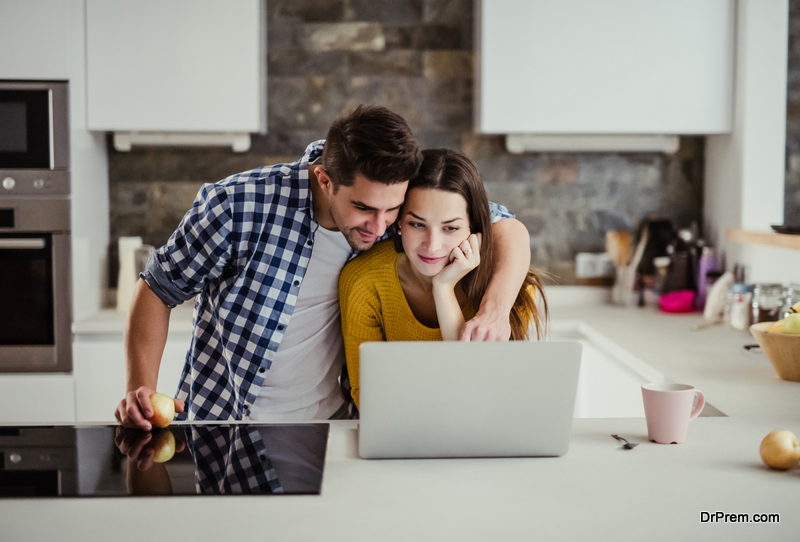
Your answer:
611;434;639;449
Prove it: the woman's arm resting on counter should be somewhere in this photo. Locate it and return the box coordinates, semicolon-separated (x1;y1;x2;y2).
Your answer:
460;217;531;341
115;279;184;430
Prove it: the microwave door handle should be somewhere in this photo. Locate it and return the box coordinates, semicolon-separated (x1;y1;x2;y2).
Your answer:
48;89;55;170
0;238;46;249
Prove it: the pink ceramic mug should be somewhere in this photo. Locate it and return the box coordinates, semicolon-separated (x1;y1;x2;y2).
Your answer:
641;383;705;444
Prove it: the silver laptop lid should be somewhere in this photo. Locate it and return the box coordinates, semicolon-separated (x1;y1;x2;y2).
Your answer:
358;341;582;459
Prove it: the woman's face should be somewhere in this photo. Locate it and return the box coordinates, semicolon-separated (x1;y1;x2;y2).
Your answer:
400;187;471;277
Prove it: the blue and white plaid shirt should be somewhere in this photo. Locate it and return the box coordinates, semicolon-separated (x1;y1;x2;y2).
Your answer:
143;140;513;421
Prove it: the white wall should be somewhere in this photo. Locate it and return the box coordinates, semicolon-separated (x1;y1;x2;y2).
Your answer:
704;0;796;281
68;0;110;320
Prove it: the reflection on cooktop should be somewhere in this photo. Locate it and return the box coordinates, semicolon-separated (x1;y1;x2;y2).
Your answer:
0;424;330;498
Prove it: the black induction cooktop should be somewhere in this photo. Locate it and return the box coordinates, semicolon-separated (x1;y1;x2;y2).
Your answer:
0;423;329;498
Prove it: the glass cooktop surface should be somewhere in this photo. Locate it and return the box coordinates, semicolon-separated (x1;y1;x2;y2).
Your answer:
0;423;329;498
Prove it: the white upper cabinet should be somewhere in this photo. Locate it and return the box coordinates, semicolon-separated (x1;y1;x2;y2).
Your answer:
86;0;265;134
0;0;72;80
475;0;734;135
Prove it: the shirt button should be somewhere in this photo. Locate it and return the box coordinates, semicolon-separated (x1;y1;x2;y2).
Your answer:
306;239;313;246
258;367;266;373
259;455;267;462
293;280;300;286
277;324;285;331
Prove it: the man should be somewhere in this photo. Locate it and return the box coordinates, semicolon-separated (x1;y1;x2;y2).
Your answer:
115;105;531;429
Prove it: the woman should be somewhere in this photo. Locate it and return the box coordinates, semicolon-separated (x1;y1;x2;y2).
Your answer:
339;148;548;409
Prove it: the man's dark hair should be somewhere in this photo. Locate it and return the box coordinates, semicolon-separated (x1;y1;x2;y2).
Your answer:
321;105;423;189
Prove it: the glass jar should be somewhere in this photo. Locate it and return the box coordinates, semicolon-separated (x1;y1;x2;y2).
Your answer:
726;283;753;331
751;283;784;323
780;284;800;319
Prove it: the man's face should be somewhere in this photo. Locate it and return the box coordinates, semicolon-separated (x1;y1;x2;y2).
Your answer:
326;173;409;251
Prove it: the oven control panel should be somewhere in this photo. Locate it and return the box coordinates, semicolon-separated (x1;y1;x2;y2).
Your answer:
0;170;69;196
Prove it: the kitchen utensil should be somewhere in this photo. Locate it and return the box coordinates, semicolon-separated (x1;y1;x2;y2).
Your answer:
691;318;721;331
611;434;639;449
605;231;632;268
703;271;733;320
117;236;143;314
641;383;705;444
749;322;800;382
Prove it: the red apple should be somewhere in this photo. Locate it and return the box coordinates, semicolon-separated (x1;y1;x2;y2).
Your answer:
149;429;176;463
759;430;800;470
147;392;176;429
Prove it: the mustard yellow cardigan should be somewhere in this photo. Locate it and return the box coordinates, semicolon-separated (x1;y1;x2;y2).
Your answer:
339;240;476;408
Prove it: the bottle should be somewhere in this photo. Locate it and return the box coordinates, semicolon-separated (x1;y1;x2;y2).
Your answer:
726;283;753;331
695;246;719;310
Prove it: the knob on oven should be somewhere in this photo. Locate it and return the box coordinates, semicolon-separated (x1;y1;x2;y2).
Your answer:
2;177;15;190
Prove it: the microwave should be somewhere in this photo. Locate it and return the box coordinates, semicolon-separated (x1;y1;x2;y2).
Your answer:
0;80;69;195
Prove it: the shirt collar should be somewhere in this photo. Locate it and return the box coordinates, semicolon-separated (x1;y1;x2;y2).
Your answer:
296;140;325;224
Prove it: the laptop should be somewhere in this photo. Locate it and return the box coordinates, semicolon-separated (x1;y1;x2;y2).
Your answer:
357;340;582;459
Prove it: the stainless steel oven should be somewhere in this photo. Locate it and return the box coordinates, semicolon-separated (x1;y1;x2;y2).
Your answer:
0;81;71;372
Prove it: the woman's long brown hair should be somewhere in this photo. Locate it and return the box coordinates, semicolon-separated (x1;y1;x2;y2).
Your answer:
394;148;549;340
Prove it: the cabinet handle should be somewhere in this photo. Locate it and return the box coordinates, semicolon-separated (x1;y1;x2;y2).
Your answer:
0;238;46;249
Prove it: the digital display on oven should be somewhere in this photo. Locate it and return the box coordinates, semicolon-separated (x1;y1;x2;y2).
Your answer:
0;102;28;152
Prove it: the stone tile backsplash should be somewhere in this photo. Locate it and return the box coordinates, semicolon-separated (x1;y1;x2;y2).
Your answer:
110;0;800;286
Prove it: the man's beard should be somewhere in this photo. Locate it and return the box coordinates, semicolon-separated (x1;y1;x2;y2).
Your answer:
327;202;378;252
340;225;378;252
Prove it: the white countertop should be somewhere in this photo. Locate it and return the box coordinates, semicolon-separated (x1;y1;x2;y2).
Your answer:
72;303;195;337
1;416;797;541
7;297;799;540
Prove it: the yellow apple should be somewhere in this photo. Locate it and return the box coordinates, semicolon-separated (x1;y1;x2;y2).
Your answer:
782;313;800;335
767;320;784;333
149;429;176;463
759;430;800;470
147;392;176;429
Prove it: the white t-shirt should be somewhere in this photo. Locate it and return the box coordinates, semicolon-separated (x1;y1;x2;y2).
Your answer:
249;225;352;421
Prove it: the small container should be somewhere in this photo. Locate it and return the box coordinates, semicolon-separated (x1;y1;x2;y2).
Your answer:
726;283;753;331
653;256;671;294
751;283;784;324
695;246;719;310
779;284;800;319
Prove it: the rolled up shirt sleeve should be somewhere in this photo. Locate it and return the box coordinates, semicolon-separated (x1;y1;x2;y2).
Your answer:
140;183;234;308
489;201;514;223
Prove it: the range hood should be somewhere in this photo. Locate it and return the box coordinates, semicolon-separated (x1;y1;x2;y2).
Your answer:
505;134;680;154
113;131;252;153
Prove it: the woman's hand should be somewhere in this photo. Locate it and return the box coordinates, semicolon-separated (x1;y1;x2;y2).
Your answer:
432;233;481;290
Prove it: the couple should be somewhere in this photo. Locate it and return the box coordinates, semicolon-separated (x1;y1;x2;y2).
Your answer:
115;105;548;429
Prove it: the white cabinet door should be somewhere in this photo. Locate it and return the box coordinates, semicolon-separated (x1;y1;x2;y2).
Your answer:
85;0;265;133
73;336;189;422
0;375;75;423
476;0;734;134
0;0;72;80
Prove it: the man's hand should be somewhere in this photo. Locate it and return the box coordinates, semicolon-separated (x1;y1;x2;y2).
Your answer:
115;386;185;430
115;426;186;472
459;299;512;341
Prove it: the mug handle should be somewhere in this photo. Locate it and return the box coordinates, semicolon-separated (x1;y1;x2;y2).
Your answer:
689;390;705;421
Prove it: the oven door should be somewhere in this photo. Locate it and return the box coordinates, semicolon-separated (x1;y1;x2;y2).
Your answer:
0;232;71;372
